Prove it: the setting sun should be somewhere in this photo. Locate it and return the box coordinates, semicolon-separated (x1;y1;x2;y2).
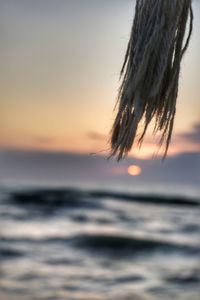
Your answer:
127;165;142;176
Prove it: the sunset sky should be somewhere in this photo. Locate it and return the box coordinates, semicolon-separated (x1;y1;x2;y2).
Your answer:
1;0;200;159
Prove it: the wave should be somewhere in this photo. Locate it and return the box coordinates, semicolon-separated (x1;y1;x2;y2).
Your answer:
165;271;200;285
0;248;24;259
8;189;101;210
5;188;200;208
69;233;200;257
91;191;200;207
1;233;199;259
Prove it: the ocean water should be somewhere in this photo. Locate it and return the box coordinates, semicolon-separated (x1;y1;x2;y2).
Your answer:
0;186;200;300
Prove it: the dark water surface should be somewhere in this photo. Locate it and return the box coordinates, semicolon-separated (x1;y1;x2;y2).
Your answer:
0;188;200;300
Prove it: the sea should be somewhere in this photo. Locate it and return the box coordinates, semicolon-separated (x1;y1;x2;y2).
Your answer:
0;152;200;300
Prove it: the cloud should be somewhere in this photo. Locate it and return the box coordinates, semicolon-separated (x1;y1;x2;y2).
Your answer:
178;123;200;145
34;136;56;145
87;131;106;141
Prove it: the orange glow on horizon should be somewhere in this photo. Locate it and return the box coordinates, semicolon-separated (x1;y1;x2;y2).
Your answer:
127;165;142;176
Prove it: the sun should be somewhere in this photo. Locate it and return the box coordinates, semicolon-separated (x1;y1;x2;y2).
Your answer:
127;165;142;176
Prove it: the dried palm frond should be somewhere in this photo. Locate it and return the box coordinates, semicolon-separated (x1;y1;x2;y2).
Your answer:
111;0;193;160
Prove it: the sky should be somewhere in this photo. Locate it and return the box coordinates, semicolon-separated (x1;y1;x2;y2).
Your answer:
0;0;200;159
